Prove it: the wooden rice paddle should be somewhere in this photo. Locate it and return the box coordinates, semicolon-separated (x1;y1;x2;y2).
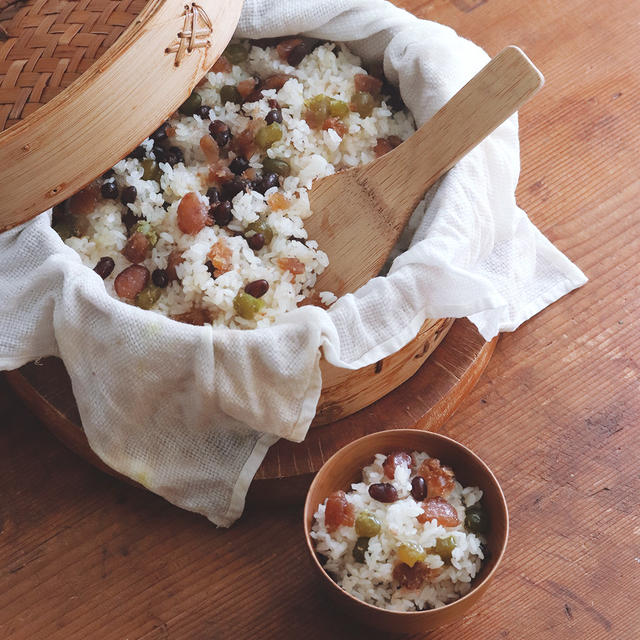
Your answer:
307;46;544;298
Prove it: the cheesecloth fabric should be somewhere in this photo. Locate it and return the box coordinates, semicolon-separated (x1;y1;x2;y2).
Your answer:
0;0;587;526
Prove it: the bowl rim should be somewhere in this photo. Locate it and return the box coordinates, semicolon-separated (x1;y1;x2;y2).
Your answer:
302;428;509;616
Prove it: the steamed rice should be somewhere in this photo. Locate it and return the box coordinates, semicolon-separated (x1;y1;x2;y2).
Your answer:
311;452;487;611
60;39;414;329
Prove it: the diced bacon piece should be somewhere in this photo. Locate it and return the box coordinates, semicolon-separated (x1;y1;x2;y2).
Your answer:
267;192;290;210
382;451;413;479
171;307;214;326
208;239;233;277
354;73;383;96
177;192;208;235
208;162;234;186
417;496;460;527
243;167;257;181
237;77;258;99
277;257;305;278
69;184;99;216
419;457;456;499
122;232;150;264
230;121;262;159
393;562;441;590
324;490;355;532
211;56;232;73
200;134;220;164
263;74;294;90
166;250;184;282
373;135;404;157
322;117;347;137
114;265;149;300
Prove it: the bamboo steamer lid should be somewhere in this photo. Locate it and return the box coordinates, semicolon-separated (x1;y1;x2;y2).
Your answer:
0;1;457;422
0;0;242;230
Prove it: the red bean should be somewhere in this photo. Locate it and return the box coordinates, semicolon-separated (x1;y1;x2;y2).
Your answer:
209;120;231;147
244;279;269;298
101;181;119;200
247;233;265;251
114;265;150;300
287;43;309;66
152;268;169;288
411;476;427;501
94;257;115;279
211;200;233;226
122;232;150;264
368;483;398;503
265;108;282;125
120;186;137;205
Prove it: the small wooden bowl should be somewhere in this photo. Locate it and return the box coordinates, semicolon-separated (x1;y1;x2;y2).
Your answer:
303;429;508;634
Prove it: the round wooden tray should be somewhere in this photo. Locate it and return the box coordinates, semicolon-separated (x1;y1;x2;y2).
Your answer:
4;318;496;503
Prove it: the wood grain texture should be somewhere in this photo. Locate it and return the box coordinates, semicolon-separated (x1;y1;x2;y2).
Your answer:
1;0;639;638
0;0;243;230
309;46;544;296
0;0;147;130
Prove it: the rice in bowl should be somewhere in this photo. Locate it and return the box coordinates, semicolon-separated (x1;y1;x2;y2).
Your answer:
310;451;488;611
53;37;414;329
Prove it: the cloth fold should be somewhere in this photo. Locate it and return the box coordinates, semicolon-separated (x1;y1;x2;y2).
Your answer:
0;0;586;526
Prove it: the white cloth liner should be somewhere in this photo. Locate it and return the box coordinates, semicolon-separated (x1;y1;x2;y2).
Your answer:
0;0;586;526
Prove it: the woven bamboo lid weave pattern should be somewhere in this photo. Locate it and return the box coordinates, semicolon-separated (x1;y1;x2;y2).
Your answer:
0;0;147;131
0;0;242;230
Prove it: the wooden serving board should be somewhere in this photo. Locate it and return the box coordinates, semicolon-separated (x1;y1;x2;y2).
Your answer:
4;318;496;502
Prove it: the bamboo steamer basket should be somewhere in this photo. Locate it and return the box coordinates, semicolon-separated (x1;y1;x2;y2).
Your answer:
0;0;452;425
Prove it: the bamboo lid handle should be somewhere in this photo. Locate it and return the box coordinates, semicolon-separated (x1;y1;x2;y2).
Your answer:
0;0;243;232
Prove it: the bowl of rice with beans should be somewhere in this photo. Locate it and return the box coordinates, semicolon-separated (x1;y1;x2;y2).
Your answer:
52;36;414;328
303;430;508;634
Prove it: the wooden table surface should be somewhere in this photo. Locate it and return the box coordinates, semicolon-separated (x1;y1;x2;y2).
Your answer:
2;0;639;638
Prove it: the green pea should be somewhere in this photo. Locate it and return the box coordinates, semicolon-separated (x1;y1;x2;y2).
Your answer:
355;511;382;538
329;98;350;118
223;43;248;64
261;157;290;178
131;220;158;246
306;94;330;120
352;537;369;563
178;92;202;116
141;158;162;183
464;504;488;534
135;284;162;310
434;536;456;564
233;291;265;320
255;123;283;149
350;91;376;117
220;85;242;105
246;219;273;244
